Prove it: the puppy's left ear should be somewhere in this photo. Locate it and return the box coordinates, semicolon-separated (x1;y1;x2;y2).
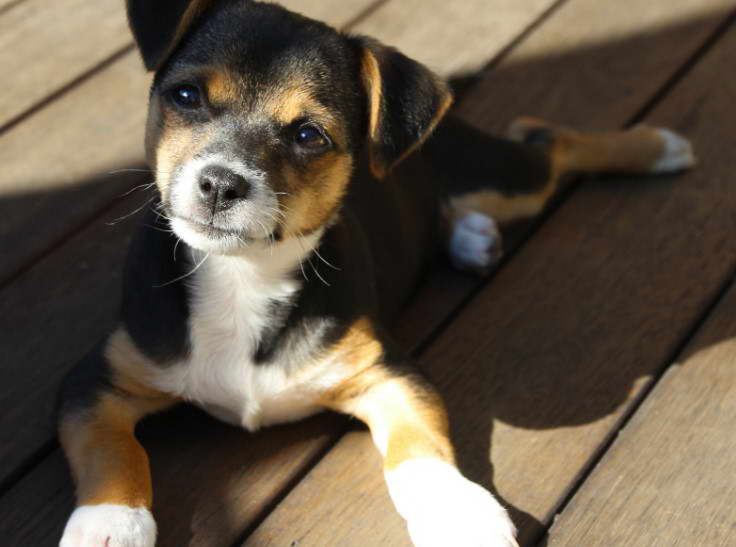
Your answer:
126;0;215;71
354;37;453;179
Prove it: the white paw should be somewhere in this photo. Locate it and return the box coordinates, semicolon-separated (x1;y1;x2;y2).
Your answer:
386;459;519;547
60;504;156;547
449;212;503;274
651;128;696;173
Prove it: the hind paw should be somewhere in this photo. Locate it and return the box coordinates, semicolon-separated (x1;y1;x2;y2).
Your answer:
649;127;696;173
449;212;503;275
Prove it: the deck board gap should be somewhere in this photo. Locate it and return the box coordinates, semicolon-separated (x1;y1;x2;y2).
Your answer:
0;0;27;17
533;259;736;546
0;180;149;291
0;438;57;498
0;44;135;137
627;7;736;127
450;0;570;97
342;0;392;31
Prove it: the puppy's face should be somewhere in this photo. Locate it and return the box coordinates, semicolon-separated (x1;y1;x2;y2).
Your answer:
128;0;452;255
146;4;362;254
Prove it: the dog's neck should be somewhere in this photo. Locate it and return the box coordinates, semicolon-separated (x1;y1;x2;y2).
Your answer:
187;228;325;287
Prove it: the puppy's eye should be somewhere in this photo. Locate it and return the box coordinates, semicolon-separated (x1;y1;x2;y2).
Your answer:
295;124;329;150
170;85;202;109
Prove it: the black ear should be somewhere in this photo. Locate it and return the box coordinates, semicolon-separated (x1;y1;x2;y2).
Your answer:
355;37;453;178
126;0;215;71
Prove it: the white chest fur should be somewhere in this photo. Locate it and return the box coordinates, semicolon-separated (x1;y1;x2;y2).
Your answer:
150;234;349;431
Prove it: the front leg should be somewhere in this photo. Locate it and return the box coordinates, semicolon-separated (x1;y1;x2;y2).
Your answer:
320;340;518;547
58;329;176;547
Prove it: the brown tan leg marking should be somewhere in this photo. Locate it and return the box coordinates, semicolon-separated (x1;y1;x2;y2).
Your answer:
60;329;176;508
510;116;684;175
318;318;454;471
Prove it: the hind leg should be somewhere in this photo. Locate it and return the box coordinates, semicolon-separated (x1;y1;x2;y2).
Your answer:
427;115;695;274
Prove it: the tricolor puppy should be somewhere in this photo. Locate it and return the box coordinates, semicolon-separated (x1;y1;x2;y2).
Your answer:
58;1;695;546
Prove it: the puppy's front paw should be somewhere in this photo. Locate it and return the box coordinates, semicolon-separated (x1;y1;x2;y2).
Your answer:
386;459;518;547
60;504;156;547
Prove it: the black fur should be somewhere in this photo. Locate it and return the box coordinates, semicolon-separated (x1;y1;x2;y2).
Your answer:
121;205;192;363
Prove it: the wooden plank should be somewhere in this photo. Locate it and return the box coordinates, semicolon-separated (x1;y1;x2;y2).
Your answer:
248;2;736;546
0;0;131;128
0;51;150;285
0;1;571;545
547;292;736;547
546;28;736;547
0;0;23;12
279;0;378;26
350;0;557;77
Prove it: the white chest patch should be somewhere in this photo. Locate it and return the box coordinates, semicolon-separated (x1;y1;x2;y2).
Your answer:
149;233;350;431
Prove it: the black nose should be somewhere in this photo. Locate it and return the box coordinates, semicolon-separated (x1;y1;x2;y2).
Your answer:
197;164;250;210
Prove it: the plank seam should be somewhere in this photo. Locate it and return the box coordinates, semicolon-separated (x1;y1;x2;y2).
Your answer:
535;257;736;547
0;0;27;17
342;0;391;31
227;421;356;547
0;44;136;137
449;0;570;97
0;438;57;498
531;10;736;545
0;182;150;291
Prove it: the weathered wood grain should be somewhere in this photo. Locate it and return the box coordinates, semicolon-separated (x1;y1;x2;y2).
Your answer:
545;27;736;547
279;0;378;26
547;291;736;547
0;0;131;128
249;3;736;546
0;51;150;285
350;0;557;77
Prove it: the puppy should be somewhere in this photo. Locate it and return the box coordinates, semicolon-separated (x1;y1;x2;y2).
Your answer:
57;1;695;545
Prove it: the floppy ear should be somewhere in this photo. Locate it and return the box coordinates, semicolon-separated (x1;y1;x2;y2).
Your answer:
355;37;454;179
126;0;215;71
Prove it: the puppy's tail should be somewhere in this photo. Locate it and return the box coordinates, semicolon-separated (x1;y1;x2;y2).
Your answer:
508;116;696;179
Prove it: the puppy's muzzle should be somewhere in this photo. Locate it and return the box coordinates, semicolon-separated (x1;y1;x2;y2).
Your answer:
198;164;251;212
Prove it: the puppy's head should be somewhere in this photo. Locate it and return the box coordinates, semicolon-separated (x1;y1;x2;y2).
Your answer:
127;0;452;255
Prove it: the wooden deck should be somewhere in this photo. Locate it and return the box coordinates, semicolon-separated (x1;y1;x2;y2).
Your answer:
2;1;736;545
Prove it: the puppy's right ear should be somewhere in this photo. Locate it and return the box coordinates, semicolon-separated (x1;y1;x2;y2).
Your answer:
126;0;214;71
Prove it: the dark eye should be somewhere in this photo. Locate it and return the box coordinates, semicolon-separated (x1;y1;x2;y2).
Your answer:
295;124;329;150
170;85;202;109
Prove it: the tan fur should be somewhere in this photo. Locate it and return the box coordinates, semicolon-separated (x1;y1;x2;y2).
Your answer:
319;319;454;472
449;183;557;225
361;50;383;144
279;152;353;237
450;118;675;225
360;48;453;179
59;328;176;508
512;116;669;175
206;69;240;105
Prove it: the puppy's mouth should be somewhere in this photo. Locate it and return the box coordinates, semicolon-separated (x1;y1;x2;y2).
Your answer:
175;215;275;242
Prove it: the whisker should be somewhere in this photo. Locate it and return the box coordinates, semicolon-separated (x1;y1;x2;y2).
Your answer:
313;246;340;271
308;256;330;287
119;182;157;198
155;252;209;288
106;196;156;225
